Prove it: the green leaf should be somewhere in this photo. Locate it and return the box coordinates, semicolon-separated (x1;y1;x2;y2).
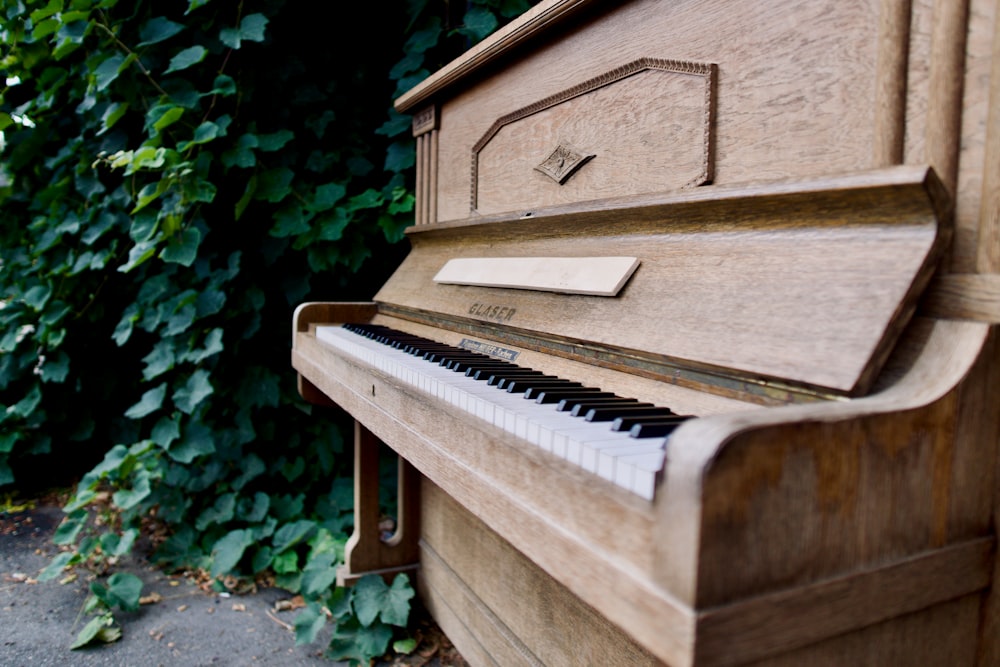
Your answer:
459;6;499;41
138;17;184;46
222;133;258;169
328;618;393;664
206;74;236;96
131;178;169;213
113;469;151;510
255;167;294;203
238;492;269;522
311;182;346;211
142;340;176;380
104;572;143;611
93;53;126;91
195;492;236;530
256;129;293;152
384;140;415;172
346;188;382;212
272;549;298;574
32;17;60;40
24;284;52;310
71;612;120;650
270;205;311;238
0;432;19;454
178;121;222;151
301;551;337;597
352;573;413;627
30;0;63;23
98;101;128;135
151;414;181;448
210;529;252;577
230;453;265;490
172;369;213;414
271;519;317;554
12;385;42;419
39;350;70;383
149;105;185;133
125;384;167;419
393;637;418;654
168;419;215;462
234;175;256;220
219;13;268;48
159;228;201;266
53;510;87;545
164;45;207;74
293;604;326;646
186;328;224;363
38;551;75;582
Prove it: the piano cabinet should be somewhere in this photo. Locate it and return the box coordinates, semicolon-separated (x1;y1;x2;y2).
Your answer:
291;0;1000;664
293;302;998;666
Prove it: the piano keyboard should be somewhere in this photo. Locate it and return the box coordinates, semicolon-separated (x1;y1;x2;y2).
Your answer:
316;323;690;499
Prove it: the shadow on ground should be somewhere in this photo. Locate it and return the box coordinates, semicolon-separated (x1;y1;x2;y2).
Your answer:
0;502;464;667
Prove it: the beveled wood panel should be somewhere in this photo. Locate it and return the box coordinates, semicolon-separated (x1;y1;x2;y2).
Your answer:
472;59;715;216
417;0;894;222
378;168;947;396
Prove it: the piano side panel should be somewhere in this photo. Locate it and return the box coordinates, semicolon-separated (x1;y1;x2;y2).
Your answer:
419;479;660;667
739;595;981;667
652;321;998;664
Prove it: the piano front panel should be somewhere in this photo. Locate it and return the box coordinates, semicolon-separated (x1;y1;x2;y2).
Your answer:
428;0;905;223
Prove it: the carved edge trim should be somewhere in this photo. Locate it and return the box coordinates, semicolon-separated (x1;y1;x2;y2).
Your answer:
412;105;438;137
470;58;718;213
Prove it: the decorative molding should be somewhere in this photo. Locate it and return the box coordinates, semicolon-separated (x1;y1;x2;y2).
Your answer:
534;143;596;184
412;105;438;137
470;58;717;213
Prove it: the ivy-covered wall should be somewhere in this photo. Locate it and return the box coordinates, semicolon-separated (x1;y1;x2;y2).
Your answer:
0;0;535;661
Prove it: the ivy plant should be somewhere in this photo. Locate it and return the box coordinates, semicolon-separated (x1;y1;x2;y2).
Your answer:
1;0;535;659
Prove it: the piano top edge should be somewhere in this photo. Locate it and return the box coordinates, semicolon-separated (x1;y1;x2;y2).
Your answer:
404;165;948;239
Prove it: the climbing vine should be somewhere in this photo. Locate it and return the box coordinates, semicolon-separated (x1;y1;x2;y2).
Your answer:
0;0;534;662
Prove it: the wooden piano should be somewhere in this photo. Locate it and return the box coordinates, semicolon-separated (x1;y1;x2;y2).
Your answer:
292;0;1000;664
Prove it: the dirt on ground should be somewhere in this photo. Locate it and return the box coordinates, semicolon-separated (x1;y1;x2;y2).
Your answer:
0;494;466;667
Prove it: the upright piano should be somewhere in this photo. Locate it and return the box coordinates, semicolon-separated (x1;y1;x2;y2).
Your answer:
292;0;1000;664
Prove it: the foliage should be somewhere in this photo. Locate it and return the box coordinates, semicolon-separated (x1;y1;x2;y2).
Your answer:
0;0;535;659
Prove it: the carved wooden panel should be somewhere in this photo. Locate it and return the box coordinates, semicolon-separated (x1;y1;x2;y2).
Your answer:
472;58;716;216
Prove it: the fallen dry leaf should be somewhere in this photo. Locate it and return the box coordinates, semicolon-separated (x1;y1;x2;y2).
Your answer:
231;602;246;612
176;604;188;612
139;592;163;605
273;595;305;612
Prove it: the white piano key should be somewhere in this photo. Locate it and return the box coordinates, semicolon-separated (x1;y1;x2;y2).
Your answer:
315;325;670;499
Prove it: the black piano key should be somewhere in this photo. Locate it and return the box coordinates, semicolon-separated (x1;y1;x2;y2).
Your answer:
523;383;594;400
628;418;691;438
532;387;610;404
584;405;674;422
570;399;650;417
465;362;520;376
556;394;623;411
507;379;584;395
491;372;554;388
497;375;564;391
612;414;687;432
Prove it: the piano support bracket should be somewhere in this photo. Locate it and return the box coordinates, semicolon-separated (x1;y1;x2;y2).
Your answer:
337;420;421;587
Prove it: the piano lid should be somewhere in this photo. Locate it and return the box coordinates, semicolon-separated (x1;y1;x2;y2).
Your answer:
373;166;950;399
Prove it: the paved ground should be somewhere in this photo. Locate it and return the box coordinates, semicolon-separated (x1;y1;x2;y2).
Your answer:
0;502;464;667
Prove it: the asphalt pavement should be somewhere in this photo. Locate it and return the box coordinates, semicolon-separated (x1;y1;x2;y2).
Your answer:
0;502;462;667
